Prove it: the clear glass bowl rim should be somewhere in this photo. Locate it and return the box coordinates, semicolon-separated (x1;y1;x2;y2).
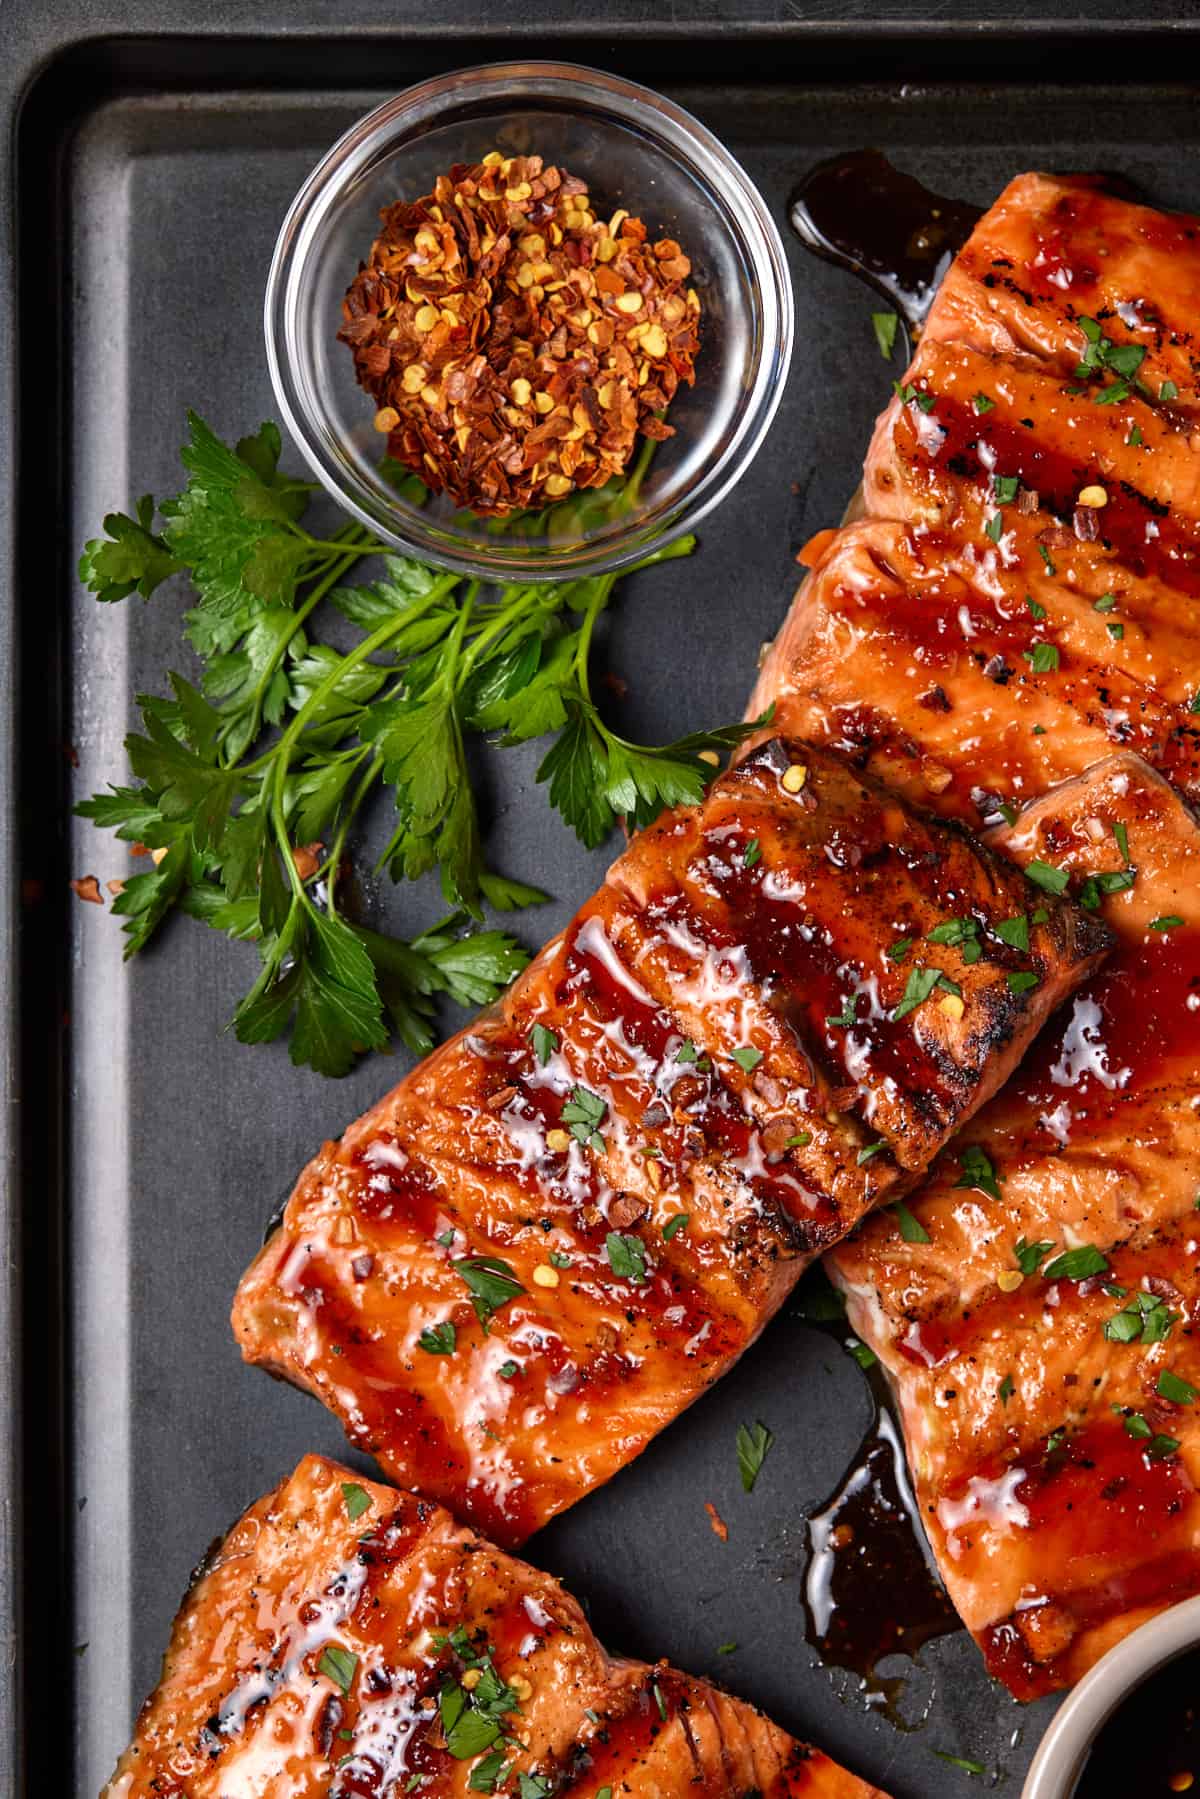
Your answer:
263;58;795;582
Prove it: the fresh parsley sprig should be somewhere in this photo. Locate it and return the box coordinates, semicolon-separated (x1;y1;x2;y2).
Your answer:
77;414;755;1075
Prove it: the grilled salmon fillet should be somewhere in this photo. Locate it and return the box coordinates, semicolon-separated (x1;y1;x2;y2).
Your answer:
104;1454;887;1799
828;756;1200;1698
233;742;1107;1545
750;170;1200;1697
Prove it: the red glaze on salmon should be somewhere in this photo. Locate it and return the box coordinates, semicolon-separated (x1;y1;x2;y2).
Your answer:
829;758;1200;1697
103;1455;888;1799
750;171;1200;1698
233;744;1107;1546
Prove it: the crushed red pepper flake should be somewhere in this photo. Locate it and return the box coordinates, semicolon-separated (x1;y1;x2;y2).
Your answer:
339;151;701;515
705;1500;729;1542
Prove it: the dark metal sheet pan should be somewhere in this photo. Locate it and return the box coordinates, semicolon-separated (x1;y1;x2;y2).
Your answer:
7;11;1200;1795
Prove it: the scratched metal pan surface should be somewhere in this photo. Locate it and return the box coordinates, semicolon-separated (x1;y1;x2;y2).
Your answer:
10;18;1200;1798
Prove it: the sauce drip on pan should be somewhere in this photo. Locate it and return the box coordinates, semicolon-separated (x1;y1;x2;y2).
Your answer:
1075;1649;1200;1795
798;1304;958;1721
788;150;982;340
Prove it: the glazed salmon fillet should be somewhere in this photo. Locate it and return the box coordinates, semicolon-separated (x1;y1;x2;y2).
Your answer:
233;742;1107;1545
104;1454;887;1798
828;756;1200;1698
750;170;1200;1697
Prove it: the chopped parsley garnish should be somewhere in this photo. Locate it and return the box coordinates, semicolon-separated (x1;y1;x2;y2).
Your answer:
894;1201;931;1244
318;1644;358;1695
437;1228;456;1249
716;1641;738;1655
562;1084;607;1151
1093;592;1117;612
993;473;1019;504
440;1663;516;1761
530;1023;558;1065
453;1256;525;1331
849;1339;878;1371
957;1145;1002;1203
785;1131;812;1148
1150;915;1184;931
662;1212;690;1242
419;1320;458;1355
341;1482;372;1522
892;964;959;1021
872;311;899;360
653;1682;668;1720
469;1753;509;1793
1025;594;1047;621
895;380;937;412
1124;1413;1181;1458
857;1140;886;1165
1161;379;1179;401
994;914;1030;952
933;1752;987;1777
1157;1370;1198;1405
497;1360;519;1379
731;1045;763;1073
517;1776;554;1799
928;916;983;960
605;1231;647;1285
1113;820;1130;864
676;1039;711;1071
1014;1236;1055;1276
1037;543;1057;576
1025;859;1068;895
984;513;1004;544
887;937;914;963
1075;316;1146;392
736;1420;774;1493
973;392;995;414
1107;621;1124;641
826;995;860;1029
743;837;762;868
1043;1244;1108;1282
549;1250;572;1269
1024;642;1060;674
1079;868;1136;909
1104;1289;1174;1345
1007;969;1039;995
1127;424;1143;446
999;1373;1014;1406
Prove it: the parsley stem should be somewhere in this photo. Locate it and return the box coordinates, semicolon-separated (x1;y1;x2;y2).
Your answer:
241;572;460;781
573;576;617;703
261;572;460;888
220;524;376;766
326;750;383;915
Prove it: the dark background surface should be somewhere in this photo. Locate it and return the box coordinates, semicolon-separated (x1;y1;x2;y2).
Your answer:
5;7;1200;1797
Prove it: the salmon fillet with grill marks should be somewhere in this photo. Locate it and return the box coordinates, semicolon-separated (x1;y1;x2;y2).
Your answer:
828;756;1200;1698
104;1454;887;1799
233;742;1107;1546
749;170;1200;1698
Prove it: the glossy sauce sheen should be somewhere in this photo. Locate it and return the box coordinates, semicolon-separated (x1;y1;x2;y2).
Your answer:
754;169;1200;1698
233;743;1106;1546
104;1456;888;1799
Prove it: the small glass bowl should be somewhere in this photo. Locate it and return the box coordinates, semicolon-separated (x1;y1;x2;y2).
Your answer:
264;61;793;582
